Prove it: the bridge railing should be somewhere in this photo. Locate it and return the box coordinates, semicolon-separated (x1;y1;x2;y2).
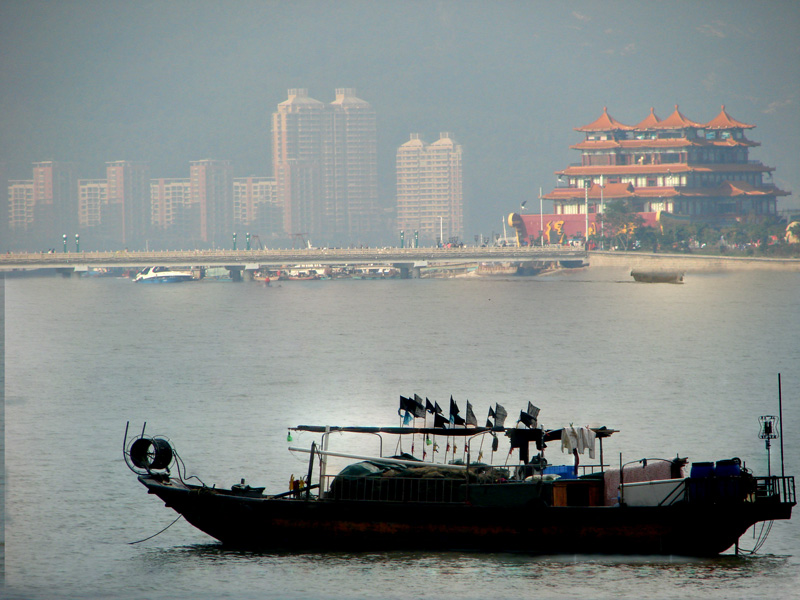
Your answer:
0;245;586;269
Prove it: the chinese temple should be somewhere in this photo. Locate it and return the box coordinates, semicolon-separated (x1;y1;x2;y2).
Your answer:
512;105;790;245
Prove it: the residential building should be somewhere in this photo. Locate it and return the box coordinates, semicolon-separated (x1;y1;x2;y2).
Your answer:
325;88;379;239
273;89;325;239
78;179;108;228
272;88;380;243
106;160;150;247
396;132;464;245
9;180;34;232
233;176;281;240
190;159;233;247
32;161;79;244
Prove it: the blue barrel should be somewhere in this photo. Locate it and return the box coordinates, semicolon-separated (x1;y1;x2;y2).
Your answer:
690;462;715;478
543;465;577;479
715;458;741;477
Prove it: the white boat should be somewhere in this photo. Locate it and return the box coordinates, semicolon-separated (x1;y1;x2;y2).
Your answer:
132;266;194;283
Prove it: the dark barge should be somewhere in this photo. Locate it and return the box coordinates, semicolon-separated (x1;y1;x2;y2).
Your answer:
127;412;794;556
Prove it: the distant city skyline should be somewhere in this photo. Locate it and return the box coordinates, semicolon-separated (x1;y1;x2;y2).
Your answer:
1;2;798;246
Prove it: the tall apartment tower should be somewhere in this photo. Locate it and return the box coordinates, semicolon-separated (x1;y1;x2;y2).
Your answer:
325;88;379;239
9;180;35;233
233;176;281;239
78;179;108;228
272;88;380;243
272;89;325;239
32;161;79;245
396;133;464;245
190;159;233;247
106;160;150;247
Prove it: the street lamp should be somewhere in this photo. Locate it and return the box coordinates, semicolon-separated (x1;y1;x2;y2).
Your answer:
439;216;443;247
246;232;251;251
584;179;591;246
75;233;80;252
62;234;67;253
232;232;237;251
539;186;544;247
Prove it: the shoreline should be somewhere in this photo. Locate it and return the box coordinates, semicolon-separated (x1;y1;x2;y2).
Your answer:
587;250;800;272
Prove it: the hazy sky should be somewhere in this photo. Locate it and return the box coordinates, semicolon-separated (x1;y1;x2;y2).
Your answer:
2;0;799;236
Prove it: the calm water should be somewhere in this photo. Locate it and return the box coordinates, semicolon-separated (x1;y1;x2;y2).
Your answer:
4;268;799;599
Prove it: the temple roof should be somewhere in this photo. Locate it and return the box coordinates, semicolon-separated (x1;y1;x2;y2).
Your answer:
635;107;662;129
655;105;703;129
543;181;787;202
575;107;634;132
558;163;772;176
704;105;755;129
570;137;758;150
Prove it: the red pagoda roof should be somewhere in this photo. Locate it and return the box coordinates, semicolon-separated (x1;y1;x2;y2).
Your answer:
575;107;634;132
704;105;754;129
558;163;772;177
655;105;703;129
571;137;758;151
635;107;662;129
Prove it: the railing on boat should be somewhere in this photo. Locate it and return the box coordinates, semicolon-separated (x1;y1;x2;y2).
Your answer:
755;475;796;504
323;474;467;504
630;475;797;507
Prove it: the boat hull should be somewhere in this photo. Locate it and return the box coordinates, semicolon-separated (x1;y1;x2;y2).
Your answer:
139;476;791;555
631;270;684;283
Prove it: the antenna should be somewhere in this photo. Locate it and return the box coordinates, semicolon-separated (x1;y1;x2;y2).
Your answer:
758;415;778;477
778;373;785;478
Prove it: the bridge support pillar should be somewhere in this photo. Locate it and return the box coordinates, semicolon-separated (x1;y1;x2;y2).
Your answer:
226;266;244;282
56;268;74;277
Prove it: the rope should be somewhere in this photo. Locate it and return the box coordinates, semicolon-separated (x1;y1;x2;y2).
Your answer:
128;514;183;545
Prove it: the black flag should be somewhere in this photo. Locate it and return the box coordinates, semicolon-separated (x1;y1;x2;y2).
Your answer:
449;396;460;424
526;402;541;420
434;412;449;429
434;401;443;415
452;413;466;426
486;419;493;428
398;395;413;416
494;404;508;428
466;401;477;427
426;398;435;414
519;410;535;427
412;394;426;418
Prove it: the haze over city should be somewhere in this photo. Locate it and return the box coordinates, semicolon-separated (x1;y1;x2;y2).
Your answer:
2;1;799;241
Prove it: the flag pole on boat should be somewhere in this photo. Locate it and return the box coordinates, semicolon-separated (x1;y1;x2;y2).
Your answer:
778;373;785;478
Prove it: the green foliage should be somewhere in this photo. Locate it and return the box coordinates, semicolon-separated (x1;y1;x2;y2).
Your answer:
596;214;800;258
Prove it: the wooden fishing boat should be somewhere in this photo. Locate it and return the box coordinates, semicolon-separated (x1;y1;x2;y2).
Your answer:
631;270;684;283
126;400;794;556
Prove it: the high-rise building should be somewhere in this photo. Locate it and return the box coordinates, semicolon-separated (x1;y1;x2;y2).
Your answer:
150;178;195;248
396;132;464;245
272;88;380;243
325;88;379;239
151;178;190;230
32;161;79;245
190;159;233;247
106;160;150;247
8;180;34;232
273;89;325;239
78;179;108;228
233;176;281;240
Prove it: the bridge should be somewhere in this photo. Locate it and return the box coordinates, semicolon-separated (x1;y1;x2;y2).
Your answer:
0;246;587;277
